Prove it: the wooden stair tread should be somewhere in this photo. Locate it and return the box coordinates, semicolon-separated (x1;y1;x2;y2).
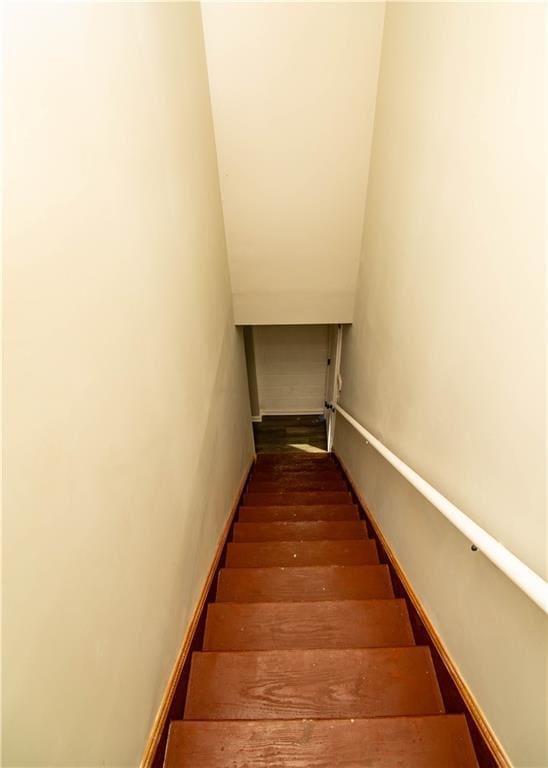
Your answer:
216;565;394;602
253;461;334;471
239;504;360;522
256;453;333;463
203;599;414;651
247;478;348;492
251;467;342;479
184;647;445;720
250;466;344;479
233;520;368;542
226;540;379;567
166;715;479;768
244;491;352;506
250;474;343;485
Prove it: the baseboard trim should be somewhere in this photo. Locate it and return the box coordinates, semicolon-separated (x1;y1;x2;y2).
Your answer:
334;451;512;768
140;454;255;768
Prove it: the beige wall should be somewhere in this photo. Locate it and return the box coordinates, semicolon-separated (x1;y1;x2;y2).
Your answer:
334;3;546;766
2;4;254;766
252;325;328;416
243;326;261;419
202;1;385;325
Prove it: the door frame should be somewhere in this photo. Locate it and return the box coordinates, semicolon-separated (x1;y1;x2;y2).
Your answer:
326;324;343;451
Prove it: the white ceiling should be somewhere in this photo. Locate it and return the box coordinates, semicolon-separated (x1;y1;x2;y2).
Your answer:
202;2;386;324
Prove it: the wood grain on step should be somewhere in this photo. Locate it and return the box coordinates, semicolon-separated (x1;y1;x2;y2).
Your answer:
244;491;351;506
216;565;394;602
233;520;367;542
166;715;479;768
184;647;445;720
238;504;360;522
203;599;414;651
226;539;378;567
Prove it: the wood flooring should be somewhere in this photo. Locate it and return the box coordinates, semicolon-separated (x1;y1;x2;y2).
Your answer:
253;414;328;453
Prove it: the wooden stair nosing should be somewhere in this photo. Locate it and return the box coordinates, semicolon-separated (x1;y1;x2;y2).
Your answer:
184;646;445;720
225;539;379;567
216;564;394;602
165;715;479;768
203;598;415;651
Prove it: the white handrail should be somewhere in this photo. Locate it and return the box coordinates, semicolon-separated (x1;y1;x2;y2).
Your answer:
335;403;548;615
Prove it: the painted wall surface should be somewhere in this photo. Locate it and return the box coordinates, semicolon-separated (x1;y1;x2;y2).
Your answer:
243;326;261;419
252;325;328;415
3;4;254;766
202;1;385;325
334;4;546;766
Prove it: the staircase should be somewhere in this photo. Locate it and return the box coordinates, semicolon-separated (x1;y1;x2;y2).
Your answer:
165;452;479;767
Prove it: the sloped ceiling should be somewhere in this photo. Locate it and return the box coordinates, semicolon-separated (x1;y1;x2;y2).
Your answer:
202;1;385;324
